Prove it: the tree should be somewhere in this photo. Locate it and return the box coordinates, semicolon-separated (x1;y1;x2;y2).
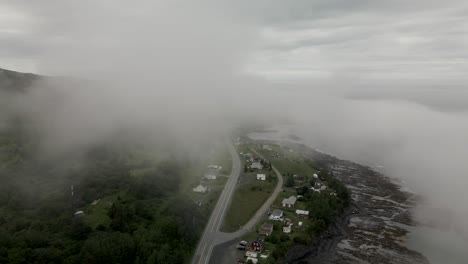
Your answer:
286;176;295;187
80;232;136;264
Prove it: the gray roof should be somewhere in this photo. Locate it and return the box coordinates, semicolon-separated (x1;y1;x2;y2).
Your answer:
282;196;297;205
271;209;283;217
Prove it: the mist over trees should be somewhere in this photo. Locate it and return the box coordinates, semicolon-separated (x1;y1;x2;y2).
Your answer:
0;119;208;264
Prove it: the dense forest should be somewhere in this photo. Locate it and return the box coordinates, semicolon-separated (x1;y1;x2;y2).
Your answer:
0;122;206;264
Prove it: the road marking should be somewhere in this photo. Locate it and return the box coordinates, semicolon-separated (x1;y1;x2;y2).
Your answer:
198;243;208;264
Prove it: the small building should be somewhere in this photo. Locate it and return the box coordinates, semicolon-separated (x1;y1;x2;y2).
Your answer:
207;165;222;170
74;211;85;216
320;185;328;191
248;239;264;253
283;223;293;233
313;173;319;179
282;196;297;208
242;152;253;158
258;223;274;236
204;173;217;180
298;221;303;227
257;174;266;181
262;145;272;151
311;187;321;193
246;257;258;264
295;210;309;216
193;185;208;193
251;162;263;170
269;209;283;221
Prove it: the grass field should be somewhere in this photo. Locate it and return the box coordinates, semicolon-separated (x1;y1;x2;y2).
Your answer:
221;180;276;232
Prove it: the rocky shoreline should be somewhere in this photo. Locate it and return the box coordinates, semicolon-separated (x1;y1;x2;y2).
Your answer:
283;143;429;264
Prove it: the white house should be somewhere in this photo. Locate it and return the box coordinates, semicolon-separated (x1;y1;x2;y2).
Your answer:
269;209;284;221
262;145;272;151
298;221;303;227
246;251;258;258
74;211;85;216
246;257;258;264
311;187;321;193
193;185;208;193
207;165;222;171
257;174;266;181
251;162;263;170
313;173;319;179
283;223;293;234
295;210;309;216
204;173;217;180
282;196;297;208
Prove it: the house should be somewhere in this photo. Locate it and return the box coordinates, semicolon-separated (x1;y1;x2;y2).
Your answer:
246;251;258;258
242;152;253;158
311;187;321;193
256;174;266;181
262;145;272;151
258;223;273;236
282;196;297;208
207;165;222;170
250;162;263;170
269;209;283;221
295;210;309;216
313;173;319;179
298;221;303;227
193;185;208;193
74;211;85;216
204;173;217;180
246;257;258;264
249;239;263;253
320;185;328;191
283;223;293;233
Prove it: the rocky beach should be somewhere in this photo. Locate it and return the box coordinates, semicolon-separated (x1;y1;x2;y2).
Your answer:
283;142;428;264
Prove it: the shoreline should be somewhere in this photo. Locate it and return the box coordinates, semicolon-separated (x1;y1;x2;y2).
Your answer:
250;138;429;264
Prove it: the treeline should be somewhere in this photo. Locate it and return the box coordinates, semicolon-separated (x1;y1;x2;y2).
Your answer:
262;163;351;263
0;132;205;263
304;169;350;234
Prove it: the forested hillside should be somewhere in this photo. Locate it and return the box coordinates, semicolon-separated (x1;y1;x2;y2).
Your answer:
0;71;207;263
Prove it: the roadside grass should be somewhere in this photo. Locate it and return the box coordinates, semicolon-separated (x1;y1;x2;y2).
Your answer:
221;180;276;232
271;158;316;178
209;144;232;175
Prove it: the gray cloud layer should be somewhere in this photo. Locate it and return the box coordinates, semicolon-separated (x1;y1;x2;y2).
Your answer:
1;1;468;262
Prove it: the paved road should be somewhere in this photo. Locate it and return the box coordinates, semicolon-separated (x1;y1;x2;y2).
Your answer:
191;138;241;264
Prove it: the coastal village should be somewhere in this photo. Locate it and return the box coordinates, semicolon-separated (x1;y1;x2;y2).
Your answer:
231;141;344;264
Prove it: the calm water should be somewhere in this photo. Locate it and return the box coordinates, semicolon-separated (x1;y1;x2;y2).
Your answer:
406;225;468;264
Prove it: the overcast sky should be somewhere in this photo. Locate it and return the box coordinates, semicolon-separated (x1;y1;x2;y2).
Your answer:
2;2;468;259
1;0;468;85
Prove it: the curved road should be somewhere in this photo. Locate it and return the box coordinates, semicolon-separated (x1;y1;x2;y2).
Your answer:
191;138;242;264
192;142;284;264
